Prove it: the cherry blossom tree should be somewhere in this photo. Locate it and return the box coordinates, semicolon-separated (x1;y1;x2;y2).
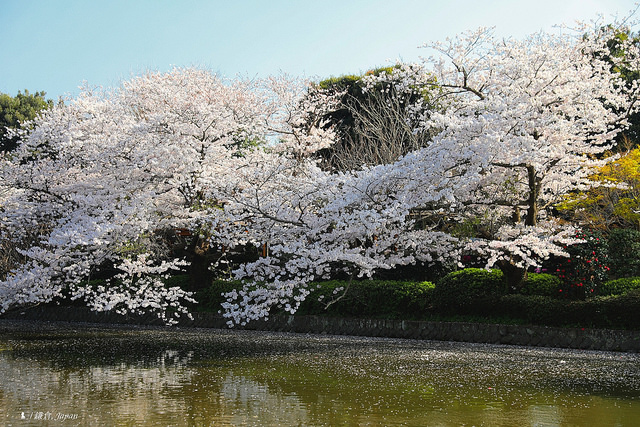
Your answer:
0;68;334;323
219;23;640;325
2;22;639;327
406;25;640;288
212;156;461;325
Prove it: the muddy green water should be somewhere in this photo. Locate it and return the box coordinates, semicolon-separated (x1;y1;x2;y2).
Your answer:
0;321;639;426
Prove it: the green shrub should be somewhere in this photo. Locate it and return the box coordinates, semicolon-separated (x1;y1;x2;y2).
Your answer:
555;230;609;298
296;280;344;315
164;274;191;289
432;268;505;313
298;280;435;318
607;229;640;279
194;280;243;312
599;277;640;296
458;290;640;329
490;293;640;329
599;289;640;329
176;275;640;330
520;273;561;297
494;294;569;325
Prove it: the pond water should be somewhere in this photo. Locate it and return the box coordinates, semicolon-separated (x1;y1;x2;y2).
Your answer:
0;321;639;426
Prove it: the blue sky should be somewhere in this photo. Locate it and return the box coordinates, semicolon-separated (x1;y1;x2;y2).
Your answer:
1;0;638;100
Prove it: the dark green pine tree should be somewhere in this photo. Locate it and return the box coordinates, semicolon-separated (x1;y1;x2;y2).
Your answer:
0;90;54;152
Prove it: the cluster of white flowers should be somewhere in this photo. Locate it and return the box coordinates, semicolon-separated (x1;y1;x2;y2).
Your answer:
1;22;638;325
0;69;331;323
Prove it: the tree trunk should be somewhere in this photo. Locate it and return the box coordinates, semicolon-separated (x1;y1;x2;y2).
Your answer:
525;165;540;226
497;259;528;292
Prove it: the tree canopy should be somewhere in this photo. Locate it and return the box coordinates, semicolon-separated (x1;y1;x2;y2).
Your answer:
1;21;639;326
558;140;640;231
0;90;53;152
309;65;438;171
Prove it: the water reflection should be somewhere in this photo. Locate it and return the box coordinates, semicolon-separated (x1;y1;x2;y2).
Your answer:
0;322;639;426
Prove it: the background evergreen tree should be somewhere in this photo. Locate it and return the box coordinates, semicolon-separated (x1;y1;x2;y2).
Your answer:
0;90;53;152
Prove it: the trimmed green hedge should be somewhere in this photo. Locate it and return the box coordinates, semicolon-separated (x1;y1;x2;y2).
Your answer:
599;277;640;296
607;229;640;279
185;271;640;329
192;279;435;318
492;294;569;325
193;279;243;312
520;273;561;297
432;268;505;312
298;280;435;318
493;291;640;329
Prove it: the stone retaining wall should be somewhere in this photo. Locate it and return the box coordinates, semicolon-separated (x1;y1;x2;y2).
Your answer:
2;306;639;352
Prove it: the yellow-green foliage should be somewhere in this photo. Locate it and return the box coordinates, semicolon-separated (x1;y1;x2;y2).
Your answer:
600;277;640;296
316;66;396;90
558;146;640;230
520;273;561;297
316;74;361;91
